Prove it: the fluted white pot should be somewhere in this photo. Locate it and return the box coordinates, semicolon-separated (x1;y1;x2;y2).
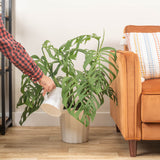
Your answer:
60;110;89;143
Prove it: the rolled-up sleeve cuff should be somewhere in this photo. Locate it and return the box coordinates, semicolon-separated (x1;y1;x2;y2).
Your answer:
30;68;44;83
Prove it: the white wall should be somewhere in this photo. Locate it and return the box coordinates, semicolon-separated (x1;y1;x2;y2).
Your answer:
14;0;160;126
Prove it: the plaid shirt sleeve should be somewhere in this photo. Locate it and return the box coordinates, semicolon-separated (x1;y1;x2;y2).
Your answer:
0;17;43;83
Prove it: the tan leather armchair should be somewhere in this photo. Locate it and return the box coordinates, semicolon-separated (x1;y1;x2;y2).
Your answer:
110;25;160;157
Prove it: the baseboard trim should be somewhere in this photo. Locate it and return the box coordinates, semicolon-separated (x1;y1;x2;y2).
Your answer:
13;111;115;126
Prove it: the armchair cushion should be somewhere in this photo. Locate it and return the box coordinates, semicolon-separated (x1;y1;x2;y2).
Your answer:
141;94;160;122
126;32;160;79
142;78;160;94
142;78;160;122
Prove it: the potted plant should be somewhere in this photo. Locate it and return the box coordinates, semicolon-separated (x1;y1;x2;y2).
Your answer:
17;33;118;143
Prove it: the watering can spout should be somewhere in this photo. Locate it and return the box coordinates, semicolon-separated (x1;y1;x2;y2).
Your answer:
40;87;63;117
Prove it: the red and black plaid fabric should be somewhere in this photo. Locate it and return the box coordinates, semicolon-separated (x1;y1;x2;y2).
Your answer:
0;16;43;83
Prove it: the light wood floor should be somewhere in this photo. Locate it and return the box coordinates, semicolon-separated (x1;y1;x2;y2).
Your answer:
0;127;160;160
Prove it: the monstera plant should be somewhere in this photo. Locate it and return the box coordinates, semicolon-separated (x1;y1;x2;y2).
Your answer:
17;33;118;127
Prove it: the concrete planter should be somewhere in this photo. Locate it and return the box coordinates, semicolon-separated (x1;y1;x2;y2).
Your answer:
60;110;89;143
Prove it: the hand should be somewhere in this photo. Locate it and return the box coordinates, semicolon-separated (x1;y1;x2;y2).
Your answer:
38;74;56;96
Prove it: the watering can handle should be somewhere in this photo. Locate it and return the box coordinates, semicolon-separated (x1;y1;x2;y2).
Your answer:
44;94;48;100
43;87;62;101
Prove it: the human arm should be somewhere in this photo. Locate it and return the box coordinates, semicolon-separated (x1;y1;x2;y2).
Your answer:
0;17;56;94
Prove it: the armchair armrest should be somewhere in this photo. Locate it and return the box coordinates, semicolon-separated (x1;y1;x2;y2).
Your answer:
110;51;142;140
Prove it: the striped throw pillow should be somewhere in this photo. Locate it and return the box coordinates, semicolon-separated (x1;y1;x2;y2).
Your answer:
126;32;160;79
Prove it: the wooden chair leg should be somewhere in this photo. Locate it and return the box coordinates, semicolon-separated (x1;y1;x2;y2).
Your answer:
128;140;137;157
115;125;120;132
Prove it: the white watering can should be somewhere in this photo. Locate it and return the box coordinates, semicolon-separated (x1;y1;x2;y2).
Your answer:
40;87;63;117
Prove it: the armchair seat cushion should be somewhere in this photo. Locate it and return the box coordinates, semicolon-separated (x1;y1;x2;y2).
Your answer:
142;79;160;122
141;94;160;123
142;78;160;94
